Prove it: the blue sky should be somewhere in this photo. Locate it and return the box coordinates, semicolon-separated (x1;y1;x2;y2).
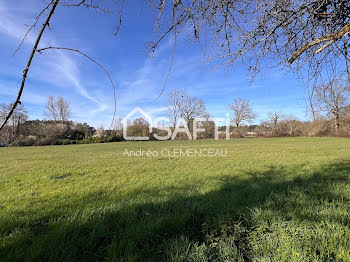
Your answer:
0;0;309;128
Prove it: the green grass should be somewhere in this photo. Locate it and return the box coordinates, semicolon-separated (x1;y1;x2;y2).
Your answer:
1;137;350;261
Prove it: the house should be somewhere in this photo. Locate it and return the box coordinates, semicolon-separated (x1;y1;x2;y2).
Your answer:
246;132;257;136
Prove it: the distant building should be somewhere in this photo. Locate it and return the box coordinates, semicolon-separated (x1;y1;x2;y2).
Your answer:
246;132;257;136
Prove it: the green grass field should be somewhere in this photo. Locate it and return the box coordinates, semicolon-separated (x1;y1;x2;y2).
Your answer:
1;137;350;261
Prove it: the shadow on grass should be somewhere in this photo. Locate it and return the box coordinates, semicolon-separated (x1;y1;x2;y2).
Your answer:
1;160;350;261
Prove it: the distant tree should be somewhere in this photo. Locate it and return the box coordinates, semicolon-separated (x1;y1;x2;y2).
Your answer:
127;118;150;137
56;97;71;123
112;118;123;137
168;89;207;132
44;96;58;122
280;114;303;136
44;96;71;123
42;123;69;139
77;122;95;138
0;103;28;144
341;104;350;118
229;98;256;134
258;121;272;136
202;114;216;139
167;89;184;128
268;111;281;135
95;125;105;138
313;80;350;133
179;94;207;131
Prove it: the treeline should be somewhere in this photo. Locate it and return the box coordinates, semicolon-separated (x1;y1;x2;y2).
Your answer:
125;84;350;139
125;115;350;140
0;98;124;147
0;119;124;147
2;79;350;147
1;108;350;147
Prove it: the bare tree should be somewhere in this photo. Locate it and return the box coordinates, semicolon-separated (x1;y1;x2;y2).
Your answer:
0;103;28;144
167;89;184;128
113;117;123;136
229;98;256;133
313;79;350;133
56;96;71;123
44;96;58;122
128;118;150;137
268;111;281;135
178;93;207;128
168;89;207;129
44;96;71;123
202;114;216;139
280;114;303;136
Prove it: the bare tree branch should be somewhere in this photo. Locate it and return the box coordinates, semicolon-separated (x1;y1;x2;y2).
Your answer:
154;3;178;101
0;0;60;132
37;46;117;129
289;23;350;64
60;0;113;14
114;0;125;36
12;1;54;56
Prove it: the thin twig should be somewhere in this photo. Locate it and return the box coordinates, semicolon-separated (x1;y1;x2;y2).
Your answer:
60;0;112;14
114;0;125;36
37;46;117;129
154;5;178;101
12;1;54;56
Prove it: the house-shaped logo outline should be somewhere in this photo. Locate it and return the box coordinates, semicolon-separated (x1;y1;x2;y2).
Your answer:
122;107;153;140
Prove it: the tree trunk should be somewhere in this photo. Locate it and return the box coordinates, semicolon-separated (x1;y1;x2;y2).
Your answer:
236;123;240;135
335;115;340;134
16;116;21;136
272;120;277;135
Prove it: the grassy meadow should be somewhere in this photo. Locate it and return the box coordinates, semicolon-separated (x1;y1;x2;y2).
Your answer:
1;137;350;261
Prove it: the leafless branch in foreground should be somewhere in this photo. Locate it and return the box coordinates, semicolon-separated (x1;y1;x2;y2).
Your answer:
0;0;59;131
148;0;350;86
289;23;350;64
154;3;178;101
12;0;55;56
37;46;117;129
1;0;124;132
